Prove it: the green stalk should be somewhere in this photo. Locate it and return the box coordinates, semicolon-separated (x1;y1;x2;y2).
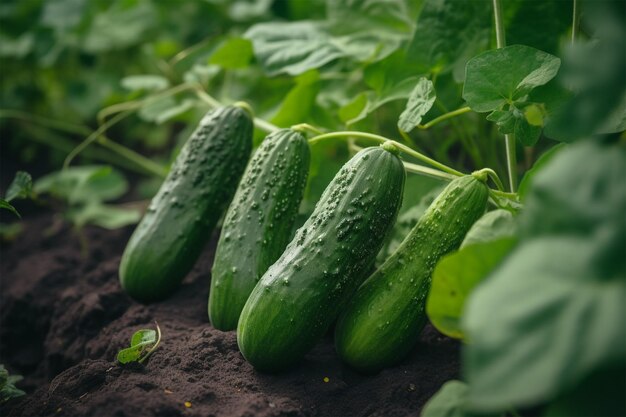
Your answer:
571;0;579;44
63;111;133;170
308;131;464;177
97;137;166;179
492;0;518;192
418;106;472;129
1;110;166;178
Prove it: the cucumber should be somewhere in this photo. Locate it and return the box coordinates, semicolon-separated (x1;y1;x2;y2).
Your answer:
209;129;310;331
119;106;253;302
237;145;406;372
334;174;489;373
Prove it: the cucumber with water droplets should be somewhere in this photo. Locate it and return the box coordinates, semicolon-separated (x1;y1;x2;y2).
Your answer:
237;145;405;372
119;106;253;302
209;129;310;330
334;174;489;373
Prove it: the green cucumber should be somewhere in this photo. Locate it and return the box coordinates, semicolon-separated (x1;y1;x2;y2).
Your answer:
334;174;489;373
119;106;253;302
237;145;406;372
209;129;310;331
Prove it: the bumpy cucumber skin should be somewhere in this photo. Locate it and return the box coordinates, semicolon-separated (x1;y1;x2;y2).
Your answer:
335;175;488;373
209;129;310;331
237;146;406;372
119;106;253;302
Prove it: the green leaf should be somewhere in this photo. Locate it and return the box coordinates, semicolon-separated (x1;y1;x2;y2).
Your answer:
398;77;436;133
0;364;25;404
421;380;499;417
246;1;410;76
407;0;491;82
117;324;161;364
270;70;320;128
343;76;421;125
427;238;516;339
0;33;34;58
5;171;32;202
421;380;469;417
464;237;626;411
82;0;157;53
463;45;561;145
121;75;170;92
245;21;344;76
463;141;626;412
209;37;253;69
0;200;20;218
461;210;516;248
68;203;140;230
463;45;561;113
34;166;129;205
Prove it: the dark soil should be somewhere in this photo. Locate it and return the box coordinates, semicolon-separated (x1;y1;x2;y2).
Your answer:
0;214;460;417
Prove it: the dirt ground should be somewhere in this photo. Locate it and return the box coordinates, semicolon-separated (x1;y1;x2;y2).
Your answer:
0;214;460;417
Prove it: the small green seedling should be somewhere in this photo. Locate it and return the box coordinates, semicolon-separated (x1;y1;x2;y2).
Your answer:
117;322;162;364
0;364;25;404
0;171;33;218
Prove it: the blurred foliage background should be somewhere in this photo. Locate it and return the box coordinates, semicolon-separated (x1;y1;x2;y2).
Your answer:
0;0;623;222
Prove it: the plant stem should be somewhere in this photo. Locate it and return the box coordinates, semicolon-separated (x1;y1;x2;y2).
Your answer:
308;131;464;177
97;137;167;178
418;106;472;129
0;109;91;135
403;162;457;181
138;321;162;364
1;110;166;177
492;0;518;192
194;86;280;133
64;111;133;170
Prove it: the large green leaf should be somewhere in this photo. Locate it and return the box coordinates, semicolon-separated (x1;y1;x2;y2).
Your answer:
463;141;626;412
463;45;561;112
464;237;625;411
245;0;411;76
245;21;345;76
407;0;491;82
463;45;560;145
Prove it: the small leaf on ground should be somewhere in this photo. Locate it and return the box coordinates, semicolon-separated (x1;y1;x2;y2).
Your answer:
0;364;25;404
5;171;33;202
0;200;20;218
117;323;162;364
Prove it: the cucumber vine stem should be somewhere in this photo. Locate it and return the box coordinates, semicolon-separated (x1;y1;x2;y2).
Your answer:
0;109;166;178
417;106;472;130
492;0;518;192
571;0;579;44
308;131;464;177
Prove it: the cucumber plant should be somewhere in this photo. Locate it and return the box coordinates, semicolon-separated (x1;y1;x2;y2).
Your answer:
1;0;623;415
